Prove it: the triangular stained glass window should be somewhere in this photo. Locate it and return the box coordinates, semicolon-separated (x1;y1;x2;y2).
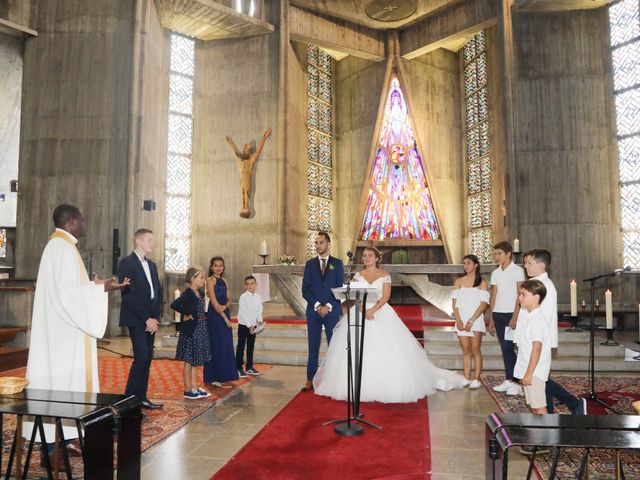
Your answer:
359;76;441;241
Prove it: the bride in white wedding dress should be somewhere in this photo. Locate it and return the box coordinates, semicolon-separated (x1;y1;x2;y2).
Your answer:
313;247;465;403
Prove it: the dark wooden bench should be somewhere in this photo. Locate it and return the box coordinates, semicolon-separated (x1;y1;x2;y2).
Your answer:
0;389;141;480
485;413;640;479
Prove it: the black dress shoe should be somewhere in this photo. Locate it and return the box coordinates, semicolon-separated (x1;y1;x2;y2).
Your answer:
140;399;164;410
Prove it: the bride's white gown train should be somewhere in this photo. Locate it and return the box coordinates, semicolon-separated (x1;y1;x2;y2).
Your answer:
313;274;465;403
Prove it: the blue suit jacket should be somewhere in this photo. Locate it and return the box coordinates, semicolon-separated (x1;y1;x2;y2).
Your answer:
302;256;344;318
118;252;163;327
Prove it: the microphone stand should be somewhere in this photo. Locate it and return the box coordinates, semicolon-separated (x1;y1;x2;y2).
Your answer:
583;271;622;414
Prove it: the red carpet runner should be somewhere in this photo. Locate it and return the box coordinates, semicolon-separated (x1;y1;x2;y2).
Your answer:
212;391;431;480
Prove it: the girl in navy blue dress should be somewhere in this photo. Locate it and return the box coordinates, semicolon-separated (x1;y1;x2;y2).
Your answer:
171;267;212;399
204;257;239;386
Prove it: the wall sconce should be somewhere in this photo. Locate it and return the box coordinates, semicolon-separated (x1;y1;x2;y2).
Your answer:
10;180;18;192
143;200;156;211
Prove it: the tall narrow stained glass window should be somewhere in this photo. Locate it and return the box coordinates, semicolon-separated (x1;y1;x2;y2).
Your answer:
165;33;195;272
463;31;493;263
610;0;640;267
359;76;440;241
307;45;334;257
0;228;6;258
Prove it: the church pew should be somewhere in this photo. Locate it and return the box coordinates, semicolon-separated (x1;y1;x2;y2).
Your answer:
0;389;141;480
0;397;114;479
485;412;640;479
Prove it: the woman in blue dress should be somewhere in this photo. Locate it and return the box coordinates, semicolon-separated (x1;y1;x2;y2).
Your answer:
204;256;239;387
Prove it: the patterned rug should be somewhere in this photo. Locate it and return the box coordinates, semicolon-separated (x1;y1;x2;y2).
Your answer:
1;356;270;478
483;374;640;480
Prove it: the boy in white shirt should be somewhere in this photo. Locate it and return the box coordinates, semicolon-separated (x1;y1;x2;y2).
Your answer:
517;249;586;415
236;275;264;377
489;241;525;396
513;280;551;414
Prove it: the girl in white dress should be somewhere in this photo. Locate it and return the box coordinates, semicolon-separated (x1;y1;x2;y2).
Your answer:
313;247;465;403
451;254;490;390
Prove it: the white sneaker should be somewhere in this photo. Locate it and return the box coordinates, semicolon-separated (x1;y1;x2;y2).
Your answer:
493;380;512;393
462;378;472;387
469;379;481;390
506;383;523;396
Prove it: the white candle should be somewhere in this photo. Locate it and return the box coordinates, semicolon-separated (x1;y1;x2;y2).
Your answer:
174;288;181;322
260;239;268;256
581;300;586;308
570;280;577;316
595;299;599;307
513;238;520;253
605;290;613;329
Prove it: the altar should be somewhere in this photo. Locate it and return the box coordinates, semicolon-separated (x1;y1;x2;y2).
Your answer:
252;263;496;318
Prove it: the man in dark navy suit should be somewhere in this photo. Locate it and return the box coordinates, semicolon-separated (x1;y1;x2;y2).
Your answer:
118;228;163;410
301;232;344;391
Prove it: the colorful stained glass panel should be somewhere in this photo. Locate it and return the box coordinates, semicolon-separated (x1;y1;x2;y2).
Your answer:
359;77;440;241
0;228;6;258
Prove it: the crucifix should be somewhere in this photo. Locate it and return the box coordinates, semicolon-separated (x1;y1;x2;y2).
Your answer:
225;128;272;218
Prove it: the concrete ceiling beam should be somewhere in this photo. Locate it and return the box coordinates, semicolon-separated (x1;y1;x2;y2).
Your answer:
399;0;498;59
289;6;386;62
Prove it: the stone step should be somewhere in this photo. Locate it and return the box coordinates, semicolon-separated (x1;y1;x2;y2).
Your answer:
424;341;625;358
423;328;593;343
425;354;640;372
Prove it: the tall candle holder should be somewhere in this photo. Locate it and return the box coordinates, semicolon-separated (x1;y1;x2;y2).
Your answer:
564;314;583;332
601;328;619;346
513;251;523;264
258;254;269;265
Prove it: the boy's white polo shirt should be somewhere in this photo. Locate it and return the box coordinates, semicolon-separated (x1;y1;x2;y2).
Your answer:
490;262;525;313
513;308;552;382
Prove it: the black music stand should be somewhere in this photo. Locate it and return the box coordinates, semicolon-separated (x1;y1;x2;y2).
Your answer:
324;285;382;436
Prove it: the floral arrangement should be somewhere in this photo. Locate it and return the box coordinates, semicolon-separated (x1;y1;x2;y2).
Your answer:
277;255;297;265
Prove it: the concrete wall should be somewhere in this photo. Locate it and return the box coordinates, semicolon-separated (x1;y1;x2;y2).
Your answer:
16;0;134;279
191;4;280;298
401;49;464;262
334;55;387;257
512;8;622;303
0;33;22;227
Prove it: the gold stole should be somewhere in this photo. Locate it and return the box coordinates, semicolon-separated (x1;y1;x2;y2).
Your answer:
49;231;95;393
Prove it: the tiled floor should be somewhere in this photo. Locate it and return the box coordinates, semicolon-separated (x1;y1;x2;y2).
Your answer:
102;328;640;479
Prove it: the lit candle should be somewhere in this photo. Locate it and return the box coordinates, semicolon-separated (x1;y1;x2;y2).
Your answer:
260;239;268;256
513;238;520;253
570;280;577;316
605;290;613;329
174;288;181;322
581;300;586;308
595;299;599;307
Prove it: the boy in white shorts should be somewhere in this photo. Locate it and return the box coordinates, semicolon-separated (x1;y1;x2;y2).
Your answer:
513;280;550;414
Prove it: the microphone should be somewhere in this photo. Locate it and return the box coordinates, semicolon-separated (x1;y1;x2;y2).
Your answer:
346;251;355;260
614;266;632;275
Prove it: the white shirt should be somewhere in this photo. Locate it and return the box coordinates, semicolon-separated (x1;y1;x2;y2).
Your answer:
237;291;263;327
490;262;525;313
513;307;552;381
515;272;558;348
134;251;155;299
314;255;333;312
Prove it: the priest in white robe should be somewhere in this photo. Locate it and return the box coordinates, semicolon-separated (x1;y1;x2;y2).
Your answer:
24;204;129;443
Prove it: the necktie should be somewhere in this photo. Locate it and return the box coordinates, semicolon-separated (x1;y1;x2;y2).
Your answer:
321;258;327;274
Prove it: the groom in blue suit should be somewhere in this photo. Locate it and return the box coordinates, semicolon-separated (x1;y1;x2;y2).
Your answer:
301;232;345;391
